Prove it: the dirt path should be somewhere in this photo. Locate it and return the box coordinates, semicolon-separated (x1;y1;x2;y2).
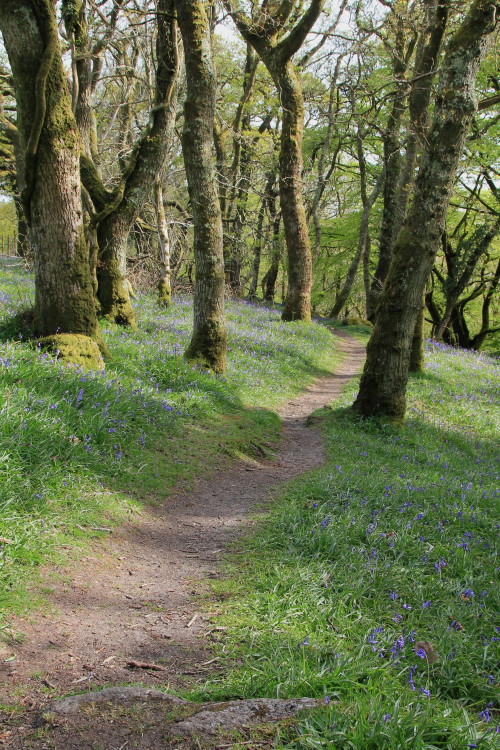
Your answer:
0;332;365;713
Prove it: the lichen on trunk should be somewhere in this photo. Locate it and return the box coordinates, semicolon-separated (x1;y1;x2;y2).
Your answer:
177;0;227;373
0;0;101;358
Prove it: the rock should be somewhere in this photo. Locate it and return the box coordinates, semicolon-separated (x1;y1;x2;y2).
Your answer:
170;697;320;736
44;690;320;737
45;686;188;717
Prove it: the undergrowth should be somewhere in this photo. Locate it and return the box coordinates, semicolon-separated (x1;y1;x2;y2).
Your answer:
0;264;339;617
191;341;499;749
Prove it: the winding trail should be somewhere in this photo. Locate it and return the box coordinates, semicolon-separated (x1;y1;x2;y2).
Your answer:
1;331;365;710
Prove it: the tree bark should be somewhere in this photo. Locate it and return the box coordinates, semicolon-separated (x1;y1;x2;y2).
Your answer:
270;60;312;320
80;0;178;327
13;192;30;258
409;293;426;372
435;217;500;339
367;0;449;321
225;0;325;322
352;0;499;424
330;129;383;318
0;0;99;344
155;177;172;307
262;178;282;303
248;169;277;299
177;0;227;373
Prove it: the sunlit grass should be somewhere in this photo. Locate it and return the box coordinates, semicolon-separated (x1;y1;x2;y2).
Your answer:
191;340;499;749
0;265;339;618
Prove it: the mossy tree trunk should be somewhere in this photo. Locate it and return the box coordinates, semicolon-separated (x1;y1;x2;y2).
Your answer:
352;0;499;424
220;44;259;293
79;0;178;327
176;0;227;373
248;169;277;300
225;0;325;322
367;0;449;321
262;183;283;303
409;293;426;373
0;87;31;258
366;15;409;321
271;60;312;321
0;0;99;342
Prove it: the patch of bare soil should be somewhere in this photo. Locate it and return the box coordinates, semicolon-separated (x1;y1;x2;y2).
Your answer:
0;331;365;749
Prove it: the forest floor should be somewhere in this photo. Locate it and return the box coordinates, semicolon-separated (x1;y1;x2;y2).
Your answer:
0;330;365;749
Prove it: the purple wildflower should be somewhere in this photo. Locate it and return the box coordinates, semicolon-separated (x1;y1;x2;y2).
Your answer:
408;667;416;690
479;704;493;722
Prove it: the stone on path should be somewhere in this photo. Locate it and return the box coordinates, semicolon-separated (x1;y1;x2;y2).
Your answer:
45;687;320;737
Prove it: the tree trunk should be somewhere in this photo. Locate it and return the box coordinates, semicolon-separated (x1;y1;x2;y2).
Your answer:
435;217;500;339
13;193;30;258
470;258;500;349
248;189;268;300
367;0;449;321
330;129;383;318
248;169;277;299
96;212;137;327
409;293;426;372
367;97;405;320
80;0;178;327
269;61;312;321
0;0;99;347
224;0;325;322
155;177;172;307
177;0;227;373
352;0;498;424
262;181;282;303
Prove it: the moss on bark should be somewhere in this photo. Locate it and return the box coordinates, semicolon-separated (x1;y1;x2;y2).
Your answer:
158;277;171;308
36;333;105;369
184;321;227;374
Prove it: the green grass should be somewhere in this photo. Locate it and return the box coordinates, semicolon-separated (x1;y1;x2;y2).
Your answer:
0;200;16;243
0;264;340;618
189;342;499;749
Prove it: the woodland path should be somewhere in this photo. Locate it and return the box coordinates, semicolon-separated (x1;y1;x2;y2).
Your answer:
0;331;365;717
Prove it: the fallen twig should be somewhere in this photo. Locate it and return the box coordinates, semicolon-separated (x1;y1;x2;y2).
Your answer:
201;657;219;666
186;613;199;628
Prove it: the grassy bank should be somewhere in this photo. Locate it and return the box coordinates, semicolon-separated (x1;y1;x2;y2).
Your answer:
192;341;499;749
0;264;339;618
